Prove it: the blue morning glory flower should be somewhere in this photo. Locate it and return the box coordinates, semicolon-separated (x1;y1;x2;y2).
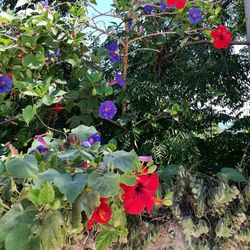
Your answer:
105;42;118;52
160;1;167;11
128;20;133;29
99;101;117;120
82;133;101;147
0;75;12;93
109;52;121;63
144;5;154;13
189;8;202;24
41;1;49;8
115;73;125;87
30;145;47;156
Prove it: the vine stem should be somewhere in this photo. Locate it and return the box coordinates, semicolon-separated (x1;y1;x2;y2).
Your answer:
36;113;67;140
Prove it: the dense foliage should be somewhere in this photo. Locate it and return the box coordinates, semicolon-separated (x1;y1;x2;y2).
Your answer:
0;0;249;249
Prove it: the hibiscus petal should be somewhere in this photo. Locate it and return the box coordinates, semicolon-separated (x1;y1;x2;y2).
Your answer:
86;211;96;231
176;0;186;9
166;0;177;7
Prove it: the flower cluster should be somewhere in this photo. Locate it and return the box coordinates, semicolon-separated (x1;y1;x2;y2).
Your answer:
86;158;161;230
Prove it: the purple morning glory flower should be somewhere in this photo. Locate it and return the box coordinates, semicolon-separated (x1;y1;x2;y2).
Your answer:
189;8;202;24
138;156;153;162
34;135;48;147
109;52;121;63
115;73;125;87
160;0;167;11
41;1;49;8
99;101;117;120
30;145;47;156
100;161;107;169
47;48;61;58
82;133;101;147
0;75;12;93
105;42;118;52
128;20;133;29
54;48;61;56
144;5;154;13
108;73;125;87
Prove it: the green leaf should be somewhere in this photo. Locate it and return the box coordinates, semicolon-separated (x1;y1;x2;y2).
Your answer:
159;165;179;180
23;54;45;70
0;204;38;244
22;105;36;126
95;229;116;250
54;173;88;203
88;172;119;197
0;161;5;176
103;150;137;172
5;224;41;250
38;182;55;204
71;125;97;142
6;155;38;178
78;189;100;216
57;149;80;161
38;169;61;182
39;211;66;250
218;168;246;182
119;171;136;186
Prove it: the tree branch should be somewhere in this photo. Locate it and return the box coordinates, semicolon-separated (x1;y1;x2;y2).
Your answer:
159;40;250;63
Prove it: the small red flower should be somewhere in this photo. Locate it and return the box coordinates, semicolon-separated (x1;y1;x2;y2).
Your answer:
211;26;232;49
120;170;159;214
87;198;112;231
72;30;76;38
166;0;187;9
80;161;89;167
53;103;64;113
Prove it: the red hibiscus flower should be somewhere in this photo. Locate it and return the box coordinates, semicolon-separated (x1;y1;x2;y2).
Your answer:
120;170;159;214
87;198;112;231
166;0;187;9
53;102;64;113
211;26;232;49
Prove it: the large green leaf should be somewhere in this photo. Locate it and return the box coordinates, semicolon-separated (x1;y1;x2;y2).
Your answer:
78;188;100;216
103;150;137;172
5;224;41;250
39;211;66;250
159;165;180;180
88;172;119;197
218;168;246;182
71;125;97;142
95;229;116;250
6;155;38;178
38;181;55;204
57;149;93;161
119;170;136;186
54;173;88;203
0;204;38;244
23;54;45;70
38;169;61;182
0;161;5;176
22;105;36;126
